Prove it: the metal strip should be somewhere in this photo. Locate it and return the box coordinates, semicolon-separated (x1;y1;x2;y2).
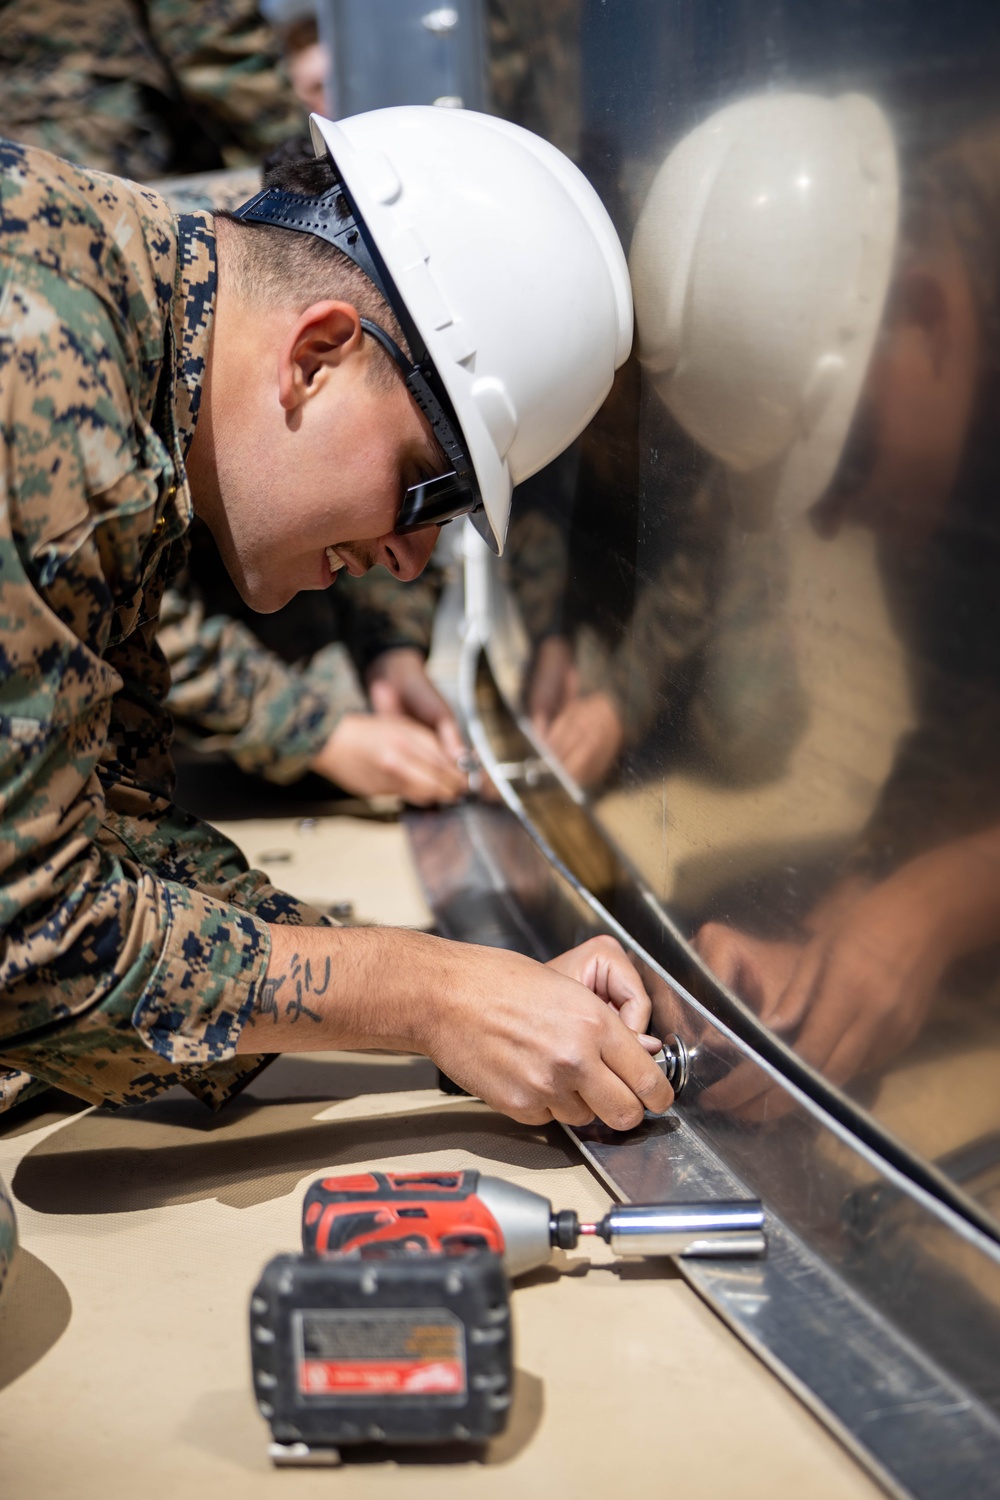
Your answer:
400;625;1000;1500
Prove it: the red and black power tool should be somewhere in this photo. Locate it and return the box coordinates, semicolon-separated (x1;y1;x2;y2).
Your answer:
250;1168;765;1465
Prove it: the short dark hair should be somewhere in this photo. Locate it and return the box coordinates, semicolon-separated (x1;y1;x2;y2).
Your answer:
215;152;408;389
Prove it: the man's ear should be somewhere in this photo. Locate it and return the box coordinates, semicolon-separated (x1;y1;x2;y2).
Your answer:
277;300;365;412
895;267;951;377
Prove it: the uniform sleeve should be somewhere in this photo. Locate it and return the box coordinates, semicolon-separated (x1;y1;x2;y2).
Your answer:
159;579;367;784
147;0;305;165
0;258;312;1108
339;555;446;675
570;476;726;748
847;665;1000;881
602;487;807;783
502;507;569;645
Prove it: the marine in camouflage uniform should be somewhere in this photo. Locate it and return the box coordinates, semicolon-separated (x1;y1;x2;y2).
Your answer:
112;4;579;789
0;0;303;181
139;165;444;789
0;137;333;1116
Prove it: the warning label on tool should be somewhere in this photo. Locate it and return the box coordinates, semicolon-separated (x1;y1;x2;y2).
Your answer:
296;1308;466;1398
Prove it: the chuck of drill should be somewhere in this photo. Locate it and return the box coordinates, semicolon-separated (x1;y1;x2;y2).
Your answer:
543;1201;765;1260
585;1200;766;1259
473;1176;766;1274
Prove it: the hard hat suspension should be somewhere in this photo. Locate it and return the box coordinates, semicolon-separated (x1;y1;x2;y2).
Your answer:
231;181;482;533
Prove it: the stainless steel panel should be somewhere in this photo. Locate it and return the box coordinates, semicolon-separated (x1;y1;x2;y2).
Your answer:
404;7;1000;1490
474;0;1000;1239
317;0;488;115
405;759;1000;1499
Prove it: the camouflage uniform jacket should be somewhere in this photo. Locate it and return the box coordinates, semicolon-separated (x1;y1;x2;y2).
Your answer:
158;550;443;786
0;138;329;1114
0;0;303;181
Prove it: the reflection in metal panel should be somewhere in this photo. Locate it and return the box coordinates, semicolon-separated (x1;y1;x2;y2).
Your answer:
405;748;1000;1500
478;0;1000;1242
317;0;487;115
401;4;1000;1492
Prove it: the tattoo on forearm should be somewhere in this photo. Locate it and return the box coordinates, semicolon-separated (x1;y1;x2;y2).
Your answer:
251;953;330;1025
253;974;285;1024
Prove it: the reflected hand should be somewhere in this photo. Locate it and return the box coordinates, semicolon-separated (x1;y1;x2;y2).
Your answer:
543;691;625;788
310;712;468;805
546;934;663;1053
694;871;951;1119
367;647;467;764
528;635;579;734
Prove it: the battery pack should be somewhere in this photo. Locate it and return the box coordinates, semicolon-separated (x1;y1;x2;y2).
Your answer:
250;1251;513;1452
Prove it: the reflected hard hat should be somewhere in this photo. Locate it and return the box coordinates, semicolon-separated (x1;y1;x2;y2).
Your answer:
629;93;898;523
237;107;633;555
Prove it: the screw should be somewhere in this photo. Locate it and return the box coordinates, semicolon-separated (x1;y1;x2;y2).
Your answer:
659;1034;690;1096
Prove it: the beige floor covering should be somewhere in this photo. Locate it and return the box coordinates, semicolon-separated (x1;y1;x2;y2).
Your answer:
0;816;884;1500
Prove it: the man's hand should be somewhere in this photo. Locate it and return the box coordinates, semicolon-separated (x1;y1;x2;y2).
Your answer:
527;637;624;787
546;935;663;1052
310;712;467;805
693;866;958;1120
240;925;673;1131
528;635;579;735
543;691;625;788
367;647;466;764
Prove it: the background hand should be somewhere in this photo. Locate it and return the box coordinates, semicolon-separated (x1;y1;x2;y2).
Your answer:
542;691;625;788
367;647;466;764
310;711;467;805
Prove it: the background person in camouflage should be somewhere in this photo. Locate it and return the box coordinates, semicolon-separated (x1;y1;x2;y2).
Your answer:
159;516;466;803
0;136;671;1130
0;0;304;181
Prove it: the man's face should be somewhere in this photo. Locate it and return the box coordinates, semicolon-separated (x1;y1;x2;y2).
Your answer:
195;298;447;612
287;39;330;117
817;249;979;549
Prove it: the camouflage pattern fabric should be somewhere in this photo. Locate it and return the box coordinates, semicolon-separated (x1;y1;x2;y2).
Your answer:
0;1068;48;1114
0;139;331;1114
159;588;368;785
160;556;445;784
595;473;806;782
501;507;569;645
337;562;442;675
487;0;581;160
0;0;303;181
149;165;264;215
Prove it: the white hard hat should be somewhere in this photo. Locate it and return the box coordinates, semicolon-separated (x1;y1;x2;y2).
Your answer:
630;93;898;523
233;107;633;554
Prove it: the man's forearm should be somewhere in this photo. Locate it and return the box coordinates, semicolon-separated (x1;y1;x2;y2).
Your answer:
237;924;675;1131
237;922;451;1056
